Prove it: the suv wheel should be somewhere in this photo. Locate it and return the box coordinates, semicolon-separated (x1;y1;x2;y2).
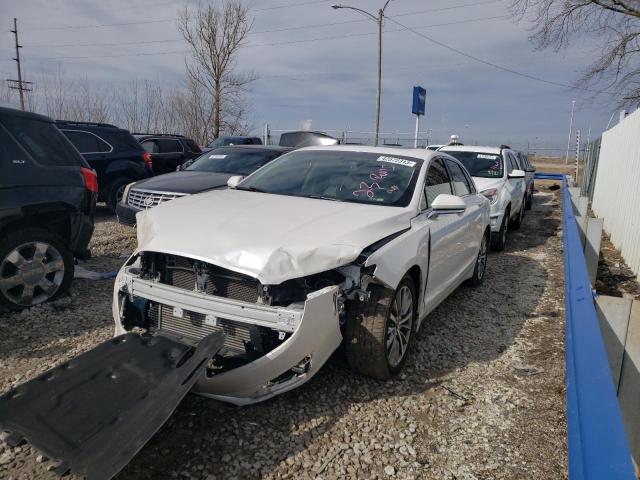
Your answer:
510;198;525;230
467;229;489;286
0;228;74;310
345;275;417;380
491;206;509;251
107;177;133;213
525;186;533;210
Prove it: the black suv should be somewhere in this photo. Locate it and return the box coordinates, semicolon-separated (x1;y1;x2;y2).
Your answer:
0;107;97;310
57;121;152;211
134;133;202;175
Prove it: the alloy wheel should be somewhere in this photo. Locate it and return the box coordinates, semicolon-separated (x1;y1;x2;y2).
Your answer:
386;285;414;368
0;242;65;307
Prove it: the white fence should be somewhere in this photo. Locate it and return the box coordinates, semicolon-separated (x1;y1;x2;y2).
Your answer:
591;108;640;281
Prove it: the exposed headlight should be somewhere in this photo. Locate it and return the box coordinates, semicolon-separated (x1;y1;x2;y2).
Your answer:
122;182;136;203
480;188;499;204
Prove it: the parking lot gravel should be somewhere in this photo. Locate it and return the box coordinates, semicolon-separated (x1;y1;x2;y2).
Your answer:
0;185;567;480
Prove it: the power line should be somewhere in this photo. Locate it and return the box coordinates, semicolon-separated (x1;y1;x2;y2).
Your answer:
384;16;619;96
22;0;502;32
30;15;510;61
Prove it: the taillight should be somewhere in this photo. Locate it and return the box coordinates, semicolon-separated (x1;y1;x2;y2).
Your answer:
80;167;98;193
142;152;153;169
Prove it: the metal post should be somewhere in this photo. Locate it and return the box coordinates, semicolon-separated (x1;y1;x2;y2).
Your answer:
413;115;420;148
575;129;581;184
374;9;382;147
565;100;576;164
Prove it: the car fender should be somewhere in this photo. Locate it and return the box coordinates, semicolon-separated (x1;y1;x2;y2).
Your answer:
364;224;428;294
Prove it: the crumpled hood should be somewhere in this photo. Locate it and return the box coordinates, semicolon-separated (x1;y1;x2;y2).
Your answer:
136;189;413;284
472;176;504;192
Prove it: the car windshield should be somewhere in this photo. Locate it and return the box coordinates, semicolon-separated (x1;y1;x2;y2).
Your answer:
238;150;423;207
186;149;280;175
207;137;242;148
443;151;503;178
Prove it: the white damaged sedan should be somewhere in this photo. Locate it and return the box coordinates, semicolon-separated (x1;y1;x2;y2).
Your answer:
112;146;491;405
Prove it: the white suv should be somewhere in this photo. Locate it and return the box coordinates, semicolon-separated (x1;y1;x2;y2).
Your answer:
438;145;526;251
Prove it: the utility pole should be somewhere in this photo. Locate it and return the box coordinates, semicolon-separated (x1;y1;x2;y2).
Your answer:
7;18;32;111
565;99;576;164
332;0;392;147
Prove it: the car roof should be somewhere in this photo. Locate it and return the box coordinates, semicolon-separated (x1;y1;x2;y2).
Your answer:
0;105;54;123
209;145;292;153
438;145;502;155
296;145;436;161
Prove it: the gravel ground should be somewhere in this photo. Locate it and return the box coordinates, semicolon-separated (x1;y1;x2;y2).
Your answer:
0;187;567;480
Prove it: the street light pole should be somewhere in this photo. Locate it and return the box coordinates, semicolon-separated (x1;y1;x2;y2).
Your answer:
332;1;393;147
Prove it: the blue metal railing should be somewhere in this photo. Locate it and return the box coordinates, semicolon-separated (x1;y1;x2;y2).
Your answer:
535;172;635;479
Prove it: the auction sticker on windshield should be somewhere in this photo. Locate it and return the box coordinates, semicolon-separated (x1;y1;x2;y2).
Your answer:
209;154;227;159
377;156;416;167
477;154;498;160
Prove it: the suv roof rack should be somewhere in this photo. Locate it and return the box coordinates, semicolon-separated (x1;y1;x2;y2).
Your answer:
499;144;511;150
56;120;118;128
132;132;185;138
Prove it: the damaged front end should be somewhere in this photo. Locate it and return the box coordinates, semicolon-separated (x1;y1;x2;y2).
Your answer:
113;251;378;405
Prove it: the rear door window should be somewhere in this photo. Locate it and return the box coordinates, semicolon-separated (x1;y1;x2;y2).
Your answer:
157;138;183;153
0;125;31;183
62;130;111;154
141;140;158;154
446;160;472;196
1;116;86;167
184;139;201;153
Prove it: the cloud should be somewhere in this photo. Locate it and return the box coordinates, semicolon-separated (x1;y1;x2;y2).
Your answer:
0;0;615;151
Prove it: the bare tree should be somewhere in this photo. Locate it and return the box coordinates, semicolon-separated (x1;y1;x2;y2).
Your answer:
177;0;256;141
510;0;640;105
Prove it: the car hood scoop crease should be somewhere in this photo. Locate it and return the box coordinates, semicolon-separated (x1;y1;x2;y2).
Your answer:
135;189;414;284
0;332;226;480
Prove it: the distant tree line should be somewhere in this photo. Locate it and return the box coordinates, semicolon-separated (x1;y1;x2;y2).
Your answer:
0;0;254;146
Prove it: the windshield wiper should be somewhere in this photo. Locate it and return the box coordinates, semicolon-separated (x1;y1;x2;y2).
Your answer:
237;186;266;193
306;194;342;202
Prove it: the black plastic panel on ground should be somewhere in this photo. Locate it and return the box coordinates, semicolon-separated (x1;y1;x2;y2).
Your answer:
0;331;225;480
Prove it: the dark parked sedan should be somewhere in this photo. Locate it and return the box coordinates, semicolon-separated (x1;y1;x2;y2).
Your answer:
116;145;291;226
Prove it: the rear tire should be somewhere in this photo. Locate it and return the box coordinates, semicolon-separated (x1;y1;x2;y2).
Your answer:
345;275;417;380
0;228;74;311
491;207;509;252
107;177;133;213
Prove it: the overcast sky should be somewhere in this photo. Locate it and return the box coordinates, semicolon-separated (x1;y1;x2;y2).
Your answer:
0;0;620;152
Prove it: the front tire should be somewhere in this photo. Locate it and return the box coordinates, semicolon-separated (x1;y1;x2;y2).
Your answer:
510;197;525;230
0;228;74;311
345;275;417;380
491;206;509;251
467;229;489;286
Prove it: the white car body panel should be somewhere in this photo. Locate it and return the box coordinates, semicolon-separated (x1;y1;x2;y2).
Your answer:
135;188;414;286
113;146;490;404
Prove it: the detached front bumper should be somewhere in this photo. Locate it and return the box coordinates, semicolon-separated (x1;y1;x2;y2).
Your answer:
113;266;343;406
489;204;505;233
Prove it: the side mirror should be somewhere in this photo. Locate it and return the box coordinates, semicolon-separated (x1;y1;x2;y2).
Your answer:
508;169;526;179
227;175;244;189
430;194;466;216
